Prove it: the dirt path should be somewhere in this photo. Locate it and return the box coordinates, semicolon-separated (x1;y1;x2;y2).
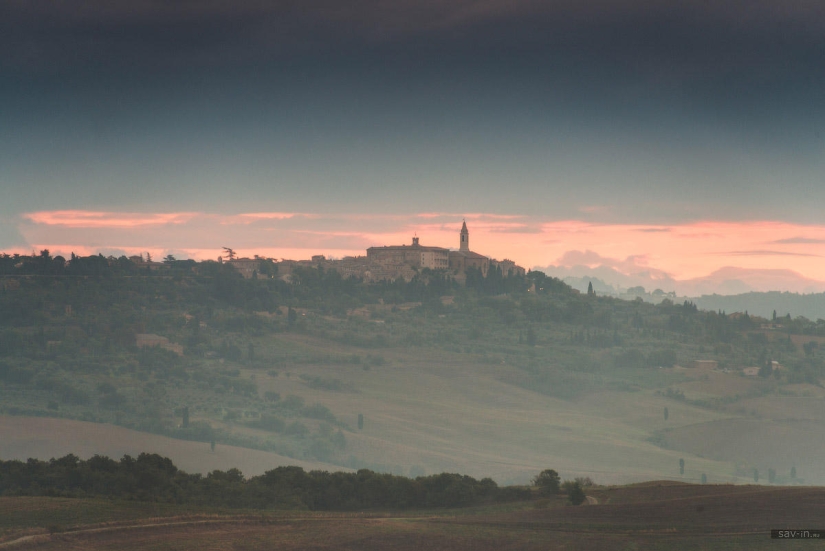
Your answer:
0;514;414;550
0;519;257;549
585;495;599;505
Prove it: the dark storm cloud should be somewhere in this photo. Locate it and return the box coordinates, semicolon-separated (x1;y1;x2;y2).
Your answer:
3;0;824;78
3;1;825;224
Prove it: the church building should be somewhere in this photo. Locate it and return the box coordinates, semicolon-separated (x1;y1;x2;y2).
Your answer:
366;221;491;277
366;236;450;270
448;221;490;276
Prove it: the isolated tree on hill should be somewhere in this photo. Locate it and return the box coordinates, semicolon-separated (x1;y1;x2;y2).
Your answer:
759;359;772;378
567;481;586;505
222;247;236;260
664;407;669;421
163;254;176;263
679;458;685;475
753;469;759;483
532;469;561;495
587;281;595;296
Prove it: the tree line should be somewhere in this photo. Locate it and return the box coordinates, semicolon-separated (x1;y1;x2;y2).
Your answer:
0;453;533;510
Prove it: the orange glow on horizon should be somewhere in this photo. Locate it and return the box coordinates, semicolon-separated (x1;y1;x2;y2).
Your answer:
10;210;825;289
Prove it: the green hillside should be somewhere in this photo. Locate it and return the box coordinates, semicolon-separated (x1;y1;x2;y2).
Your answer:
2;253;825;484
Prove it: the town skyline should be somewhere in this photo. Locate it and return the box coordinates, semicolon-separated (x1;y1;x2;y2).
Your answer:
4;212;825;296
3;1;824;295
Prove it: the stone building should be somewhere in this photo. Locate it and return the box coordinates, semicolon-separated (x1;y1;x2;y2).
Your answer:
271;220;524;283
492;258;526;278
226;258;262;278
366;236;450;270
448;221;489;276
135;333;184;355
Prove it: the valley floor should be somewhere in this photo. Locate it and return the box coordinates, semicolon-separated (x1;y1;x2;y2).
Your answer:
1;483;820;551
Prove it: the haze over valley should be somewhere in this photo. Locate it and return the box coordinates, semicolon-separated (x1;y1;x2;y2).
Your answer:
2;0;825;548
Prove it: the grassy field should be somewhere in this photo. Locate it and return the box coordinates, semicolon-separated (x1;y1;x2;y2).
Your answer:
0;416;344;477
6;328;822;486
1;484;822;550
1;342;738;485
5;271;825;489
226;333;820;486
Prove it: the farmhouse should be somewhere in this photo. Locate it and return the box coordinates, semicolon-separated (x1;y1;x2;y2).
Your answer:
135;333;184;356
692;360;718;370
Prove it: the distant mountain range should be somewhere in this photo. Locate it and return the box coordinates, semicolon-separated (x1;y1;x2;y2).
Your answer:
536;264;825;296
536;264;825;321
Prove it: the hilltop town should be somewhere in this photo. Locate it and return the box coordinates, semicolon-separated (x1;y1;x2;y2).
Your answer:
202;221;522;283
275;221;523;283
0;222;523;284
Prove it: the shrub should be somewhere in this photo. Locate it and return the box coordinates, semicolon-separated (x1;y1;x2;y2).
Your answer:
255;414;285;433
532;469;560;495
281;395;305;411
285;421;309;438
574;476;594;488
567;481;586;505
302;403;336;423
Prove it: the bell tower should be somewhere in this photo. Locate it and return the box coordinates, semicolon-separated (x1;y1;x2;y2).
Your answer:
459;220;469;252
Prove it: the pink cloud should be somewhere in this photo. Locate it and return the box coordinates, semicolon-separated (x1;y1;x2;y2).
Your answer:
555;250;665;276
24;210;197;228
538;220;825;282
12;211;825;290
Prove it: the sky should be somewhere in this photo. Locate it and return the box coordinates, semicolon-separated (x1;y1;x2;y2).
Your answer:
2;1;825;293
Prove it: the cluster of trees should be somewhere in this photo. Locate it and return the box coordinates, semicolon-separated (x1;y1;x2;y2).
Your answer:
531;469;588;505
0;454;534;510
614;347;677;368
0;252;549;321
